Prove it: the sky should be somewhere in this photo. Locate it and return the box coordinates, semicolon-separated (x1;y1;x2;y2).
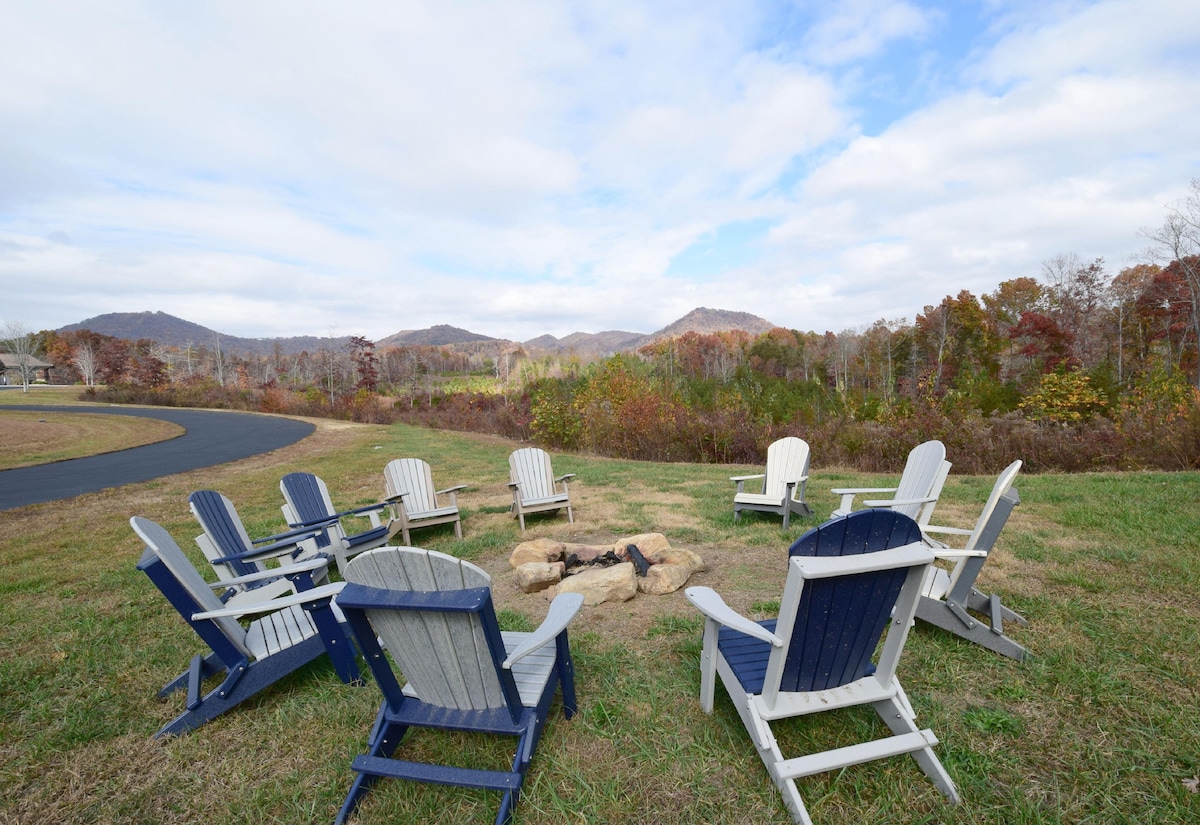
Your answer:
2;0;1199;344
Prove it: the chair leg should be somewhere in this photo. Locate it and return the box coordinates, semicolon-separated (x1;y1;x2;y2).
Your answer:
872;695;960;805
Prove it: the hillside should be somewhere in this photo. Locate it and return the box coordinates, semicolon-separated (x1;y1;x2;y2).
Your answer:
58;311;349;356
376;325;502;348
524;308;777;357
57;307;781;357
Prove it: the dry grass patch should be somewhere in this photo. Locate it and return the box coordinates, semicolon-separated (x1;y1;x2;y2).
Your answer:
0;409;182;469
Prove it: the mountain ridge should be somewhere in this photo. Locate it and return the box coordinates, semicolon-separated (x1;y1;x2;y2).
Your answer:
57;307;782;357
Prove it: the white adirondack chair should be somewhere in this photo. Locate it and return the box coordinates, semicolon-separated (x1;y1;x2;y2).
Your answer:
381;458;467;544
686;510;959;825
334;546;584;825
508;447;574;531
132;516;359;738
831;439;949;523
917;460;1029;660
731;436;813;528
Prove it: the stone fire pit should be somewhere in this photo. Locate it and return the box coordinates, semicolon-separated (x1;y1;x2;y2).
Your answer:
509;533;705;605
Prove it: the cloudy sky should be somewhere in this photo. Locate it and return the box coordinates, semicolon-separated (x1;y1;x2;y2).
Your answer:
2;0;1198;343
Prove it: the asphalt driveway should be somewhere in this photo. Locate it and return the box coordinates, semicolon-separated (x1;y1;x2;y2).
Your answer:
0;405;315;511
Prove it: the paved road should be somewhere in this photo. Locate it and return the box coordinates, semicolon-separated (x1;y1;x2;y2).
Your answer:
0;406;315;510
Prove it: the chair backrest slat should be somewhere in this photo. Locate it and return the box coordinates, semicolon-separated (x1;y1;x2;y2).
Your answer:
963;460;1022;554
891;440;947;518
383;459;438;512
344;548;509;711
510;448;555;500
782;510;924;692
132;517;250;656
782;565;908;692
762;437;810;500
189;490;261;577
789;509;924;557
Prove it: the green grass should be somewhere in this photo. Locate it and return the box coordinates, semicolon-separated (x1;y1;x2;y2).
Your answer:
1;418;1199;824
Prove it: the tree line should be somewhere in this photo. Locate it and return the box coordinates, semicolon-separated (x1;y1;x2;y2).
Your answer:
7;181;1200;473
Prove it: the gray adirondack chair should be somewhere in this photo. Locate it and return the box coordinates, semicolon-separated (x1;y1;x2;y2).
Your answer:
189;489;326;607
686;510;959;825
508;447;574;530
132;516;360;738
917;460;1029;660
831;439;949;524
381;458;467;544
334;546;584;825
279;471;391;573
731;436;813;528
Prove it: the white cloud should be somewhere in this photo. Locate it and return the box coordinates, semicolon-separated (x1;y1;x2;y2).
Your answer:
0;0;1197;343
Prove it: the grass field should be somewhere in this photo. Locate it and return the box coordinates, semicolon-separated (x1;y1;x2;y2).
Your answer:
1;410;1198;824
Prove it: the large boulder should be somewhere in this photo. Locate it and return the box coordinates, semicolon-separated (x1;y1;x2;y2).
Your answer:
509;538;566;567
514;561;565;593
556;562;638;605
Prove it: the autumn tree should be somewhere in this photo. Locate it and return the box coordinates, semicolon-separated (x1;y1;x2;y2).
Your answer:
349;336;379;392
1146;178;1200;387
1;320;42;390
983;277;1046;383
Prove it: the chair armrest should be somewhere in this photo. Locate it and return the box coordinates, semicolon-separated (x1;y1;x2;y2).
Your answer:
554;474;576;483
213;533;321;563
206;556;331;589
251;523;327;545
829;486;897;496
286;515;340;530
921;525;972;537
860;494;936;508
502;592;585;668
928;548;988;559
729;473;765;482
193;581;346;620
436;485;468;495
684;587;782;646
791;543;933;579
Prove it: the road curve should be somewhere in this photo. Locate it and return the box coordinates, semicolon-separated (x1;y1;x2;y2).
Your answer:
0;405;315;511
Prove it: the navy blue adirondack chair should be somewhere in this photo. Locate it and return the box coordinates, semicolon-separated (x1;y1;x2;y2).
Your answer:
685;510;959;825
279;471;390;573
132;517;360;738
334;546;584;825
189;488;325;606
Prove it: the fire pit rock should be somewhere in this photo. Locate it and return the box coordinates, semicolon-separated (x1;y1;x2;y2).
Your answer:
508;533;706;604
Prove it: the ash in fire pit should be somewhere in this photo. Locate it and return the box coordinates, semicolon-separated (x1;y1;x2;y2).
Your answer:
510;533;706;605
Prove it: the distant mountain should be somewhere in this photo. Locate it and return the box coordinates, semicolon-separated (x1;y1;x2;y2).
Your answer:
650;307;776;339
524;307;778;356
524;329;647;357
58;311;349;356
376;324;502;348
57;307;780;358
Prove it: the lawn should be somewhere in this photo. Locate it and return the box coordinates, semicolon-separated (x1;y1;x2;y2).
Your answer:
1;415;1198;824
